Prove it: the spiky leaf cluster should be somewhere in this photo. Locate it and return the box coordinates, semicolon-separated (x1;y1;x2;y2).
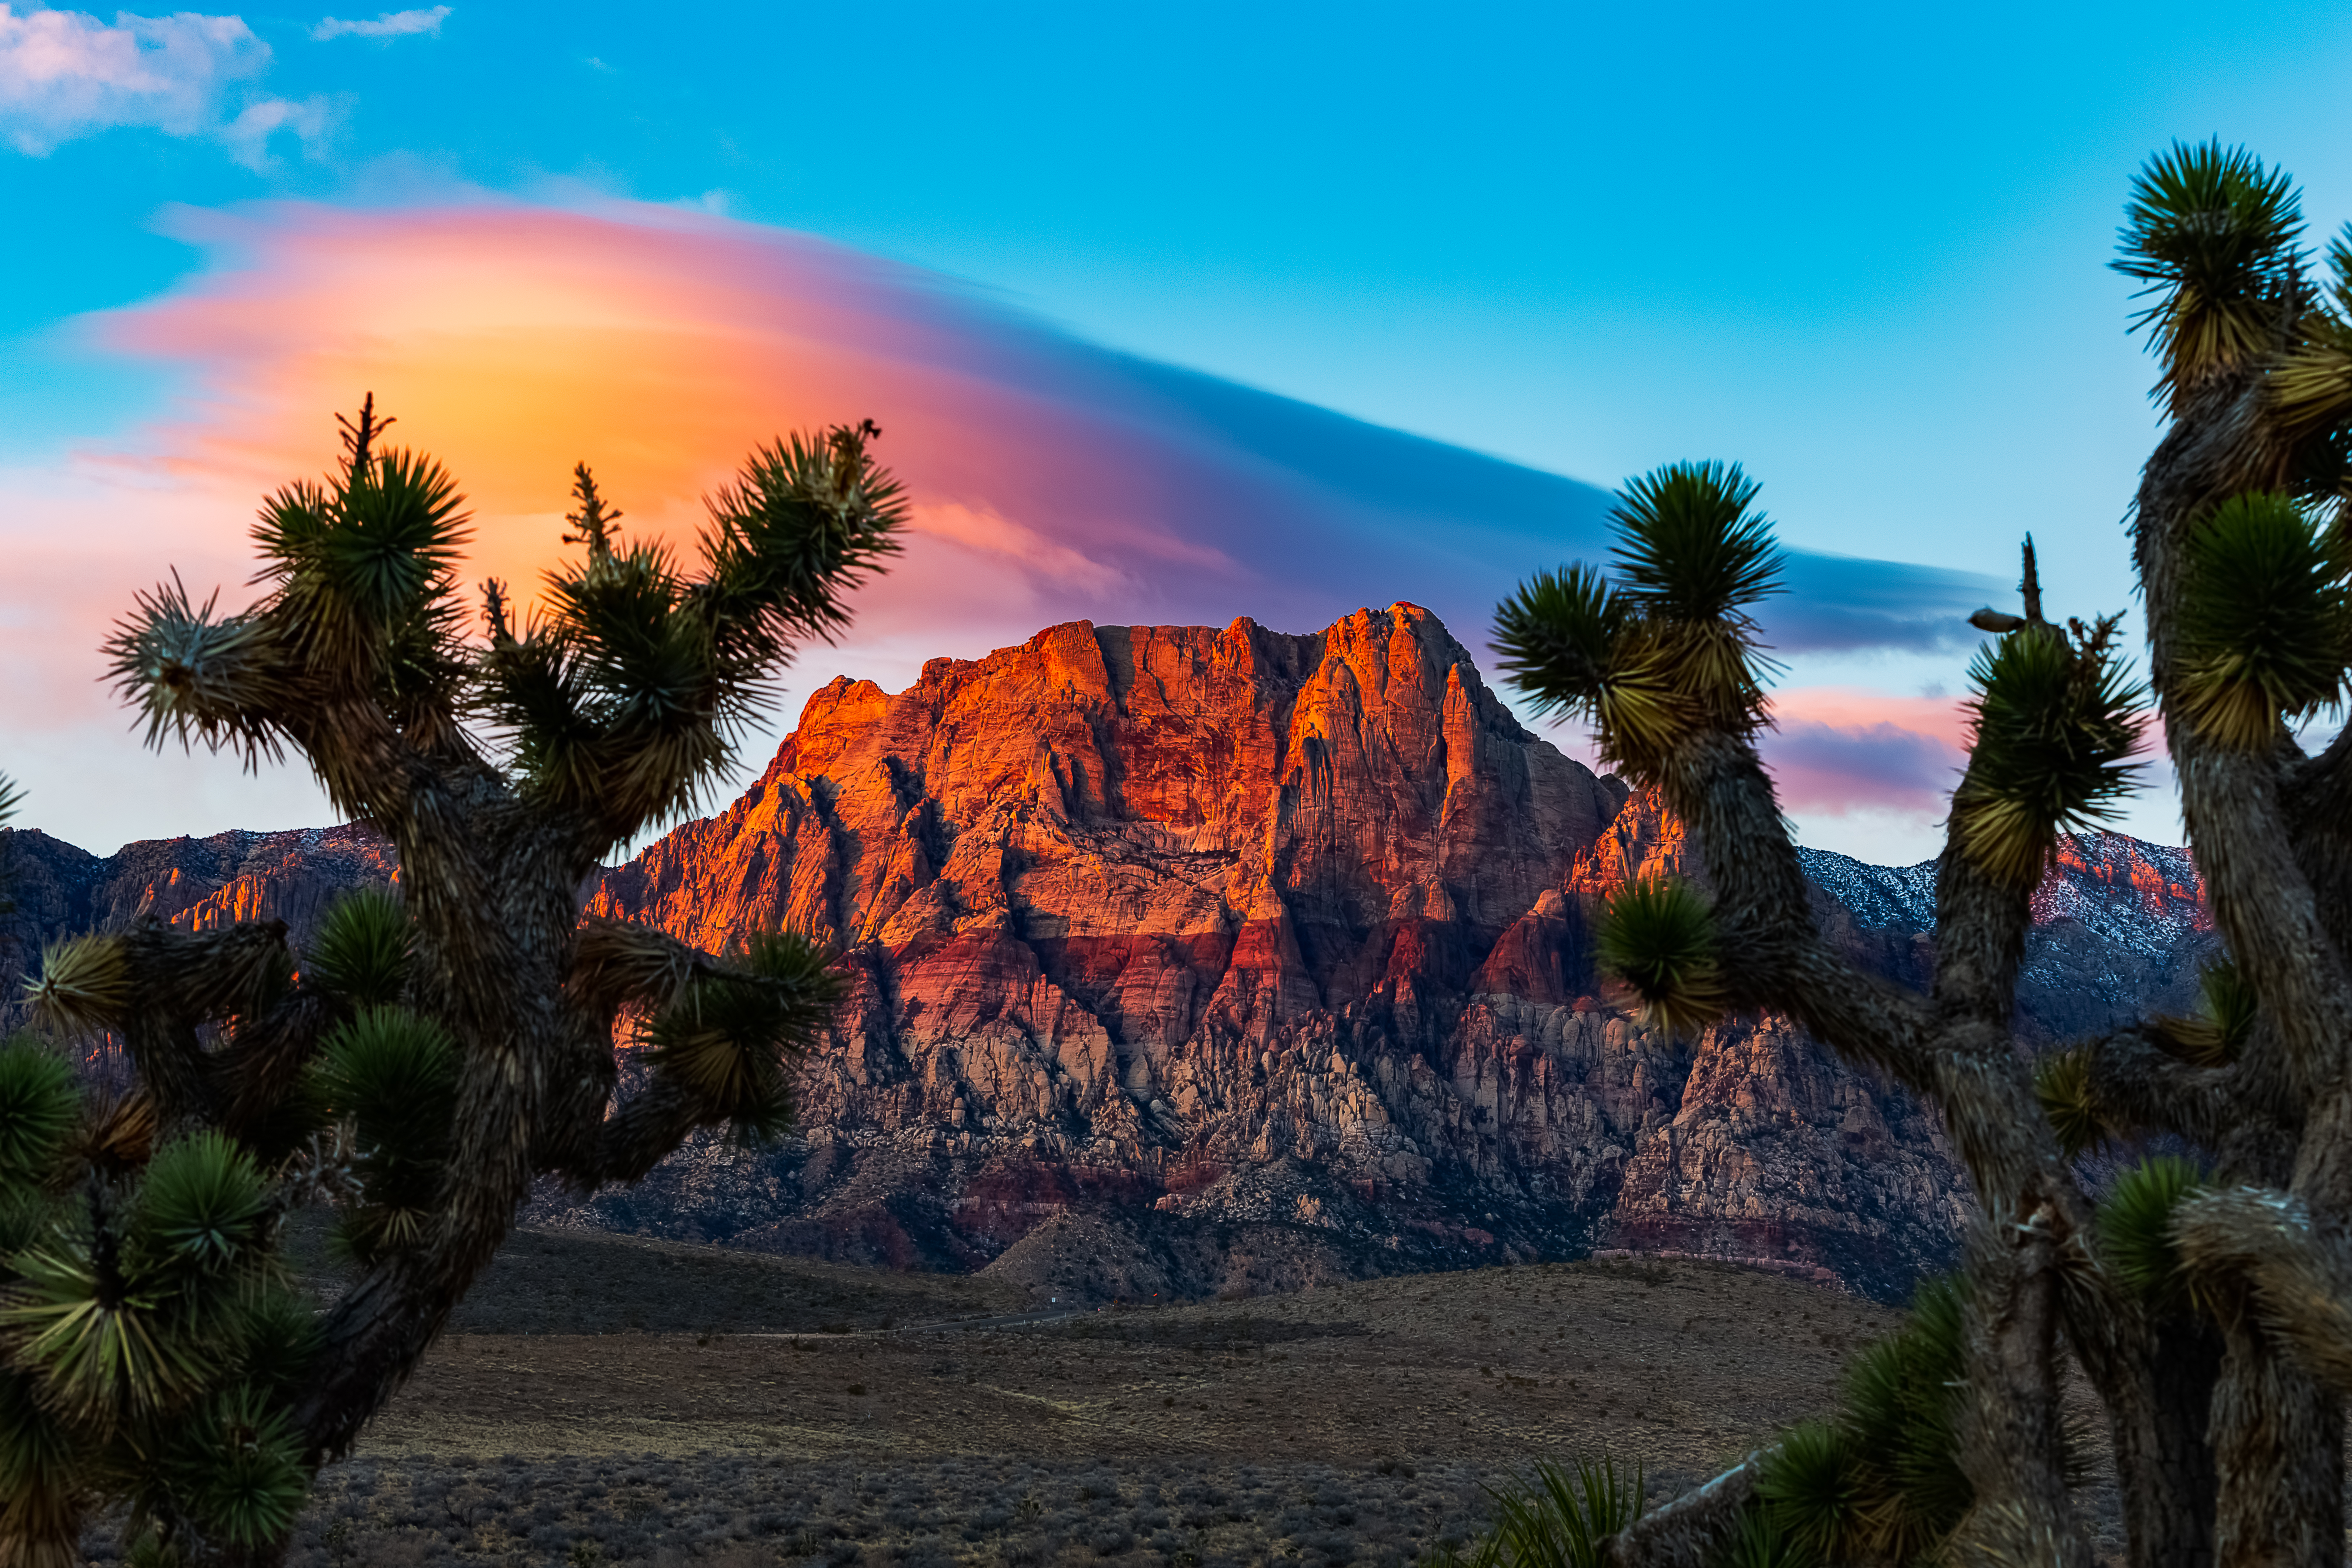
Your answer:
2098;1156;2204;1310
1465;1456;1644;1568
2034;1047;2106;1159
479;427;906;835
0;1047;77;1192
1949;619;2144;892
2173;493;2352;749
640;930;844;1141
251;427;473;752
23;936;131;1041
0;1129;313;1561
2152;958;2258;1068
2114;141;2304;410
304;888;411;1009
1594;880;1726;1040
306;1006;457;1265
1494;463;1780;781
1754;1277;1972;1564
104;401;906;852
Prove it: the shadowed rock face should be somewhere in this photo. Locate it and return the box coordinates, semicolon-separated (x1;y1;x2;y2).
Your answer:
0;824;400;1029
0;608;2216;1302
564;607;2212;1301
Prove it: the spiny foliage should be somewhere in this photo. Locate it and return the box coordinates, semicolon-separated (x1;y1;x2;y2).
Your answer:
1948;618;2144;892
1716;1500;1811;1568
640;930;845;1142
480;425;905;833
2152;958;2258;1068
2113;140;2304;410
21;935;131;1042
307;1006;457;1265
1466;1456;1645;1568
2098;1156;2205;1310
107;399;907;851
0;1129;309;1562
1753;1277;1971;1565
2173;492;2352;750
1595;880;1726;1040
43;398;871;1563
2033;1047;2105;1160
1494;463;1779;782
303;888;410;1010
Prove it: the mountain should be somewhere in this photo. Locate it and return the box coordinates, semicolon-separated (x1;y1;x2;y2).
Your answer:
0;606;2216;1302
0;823;399;1031
563;606;2212;1301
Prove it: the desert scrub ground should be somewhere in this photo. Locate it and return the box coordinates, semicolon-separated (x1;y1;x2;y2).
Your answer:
90;1232;2012;1566
198;1454;1494;1568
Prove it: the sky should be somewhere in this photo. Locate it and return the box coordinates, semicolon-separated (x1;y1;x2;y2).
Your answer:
5;3;2352;862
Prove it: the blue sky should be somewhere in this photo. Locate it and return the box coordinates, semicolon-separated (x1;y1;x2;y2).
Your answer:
6;1;2352;858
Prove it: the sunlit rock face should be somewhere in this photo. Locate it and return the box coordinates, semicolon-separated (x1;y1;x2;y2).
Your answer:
0;823;399;1028
564;606;2214;1301
0;607;2216;1301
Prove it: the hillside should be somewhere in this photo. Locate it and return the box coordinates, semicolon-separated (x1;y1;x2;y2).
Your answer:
558;606;2210;1299
0;605;2217;1304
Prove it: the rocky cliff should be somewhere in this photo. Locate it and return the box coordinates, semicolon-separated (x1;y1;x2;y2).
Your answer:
0;823;400;1030
0;607;2216;1303
560;606;2213;1301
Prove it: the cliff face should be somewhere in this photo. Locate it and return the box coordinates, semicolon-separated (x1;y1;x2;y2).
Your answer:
0;608;2216;1303
566;607;2210;1300
0;824;400;1027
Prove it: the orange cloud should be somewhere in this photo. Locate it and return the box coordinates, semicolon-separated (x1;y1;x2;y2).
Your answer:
2;196;2010;850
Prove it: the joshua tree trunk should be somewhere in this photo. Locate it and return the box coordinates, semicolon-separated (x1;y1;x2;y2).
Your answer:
1494;139;2352;1568
8;402;899;1563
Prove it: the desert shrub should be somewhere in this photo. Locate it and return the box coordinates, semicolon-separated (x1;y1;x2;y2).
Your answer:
1459;1457;1644;1568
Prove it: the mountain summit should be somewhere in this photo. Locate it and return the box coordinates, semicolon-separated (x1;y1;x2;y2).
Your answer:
0;607;2213;1301
568;606;2209;1300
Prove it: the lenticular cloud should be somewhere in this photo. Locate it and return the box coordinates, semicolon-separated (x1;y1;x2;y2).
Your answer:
23;195;1990;836
97;197;1991;662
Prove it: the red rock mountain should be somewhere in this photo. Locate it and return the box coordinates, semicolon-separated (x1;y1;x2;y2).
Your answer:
0;825;398;1029
568;606;2211;1300
0;607;2214;1302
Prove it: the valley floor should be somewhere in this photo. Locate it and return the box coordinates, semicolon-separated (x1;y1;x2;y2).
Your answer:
94;1231;2131;1567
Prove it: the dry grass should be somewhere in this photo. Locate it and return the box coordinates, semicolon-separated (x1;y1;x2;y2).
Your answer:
85;1233;2007;1566
364;1253;1898;1474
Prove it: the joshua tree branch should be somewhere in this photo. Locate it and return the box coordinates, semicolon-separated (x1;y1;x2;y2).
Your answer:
2135;379;2352;1113
2082;1027;2301;1182
1600;1452;1762;1568
2173;1185;2352;1398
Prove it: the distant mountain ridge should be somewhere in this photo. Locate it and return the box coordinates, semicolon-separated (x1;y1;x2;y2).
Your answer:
0;607;2215;1302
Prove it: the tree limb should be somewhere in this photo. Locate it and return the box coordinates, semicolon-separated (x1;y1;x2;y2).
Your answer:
1600;1453;1762;1568
2174;1184;2352;1399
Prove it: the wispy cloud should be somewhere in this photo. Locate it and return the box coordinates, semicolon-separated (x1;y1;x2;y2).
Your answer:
311;6;449;42
0;3;328;164
1761;688;1968;816
2;196;2018;846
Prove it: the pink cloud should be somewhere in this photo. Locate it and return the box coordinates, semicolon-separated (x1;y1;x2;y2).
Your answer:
1760;688;1969;816
82;199;1297;662
0;4;327;164
4;196;2012;849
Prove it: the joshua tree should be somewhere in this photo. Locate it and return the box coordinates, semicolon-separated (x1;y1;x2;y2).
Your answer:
1494;142;2352;1568
0;399;899;1564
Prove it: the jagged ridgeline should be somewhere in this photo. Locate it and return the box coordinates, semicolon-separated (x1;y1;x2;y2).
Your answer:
3;608;2218;1303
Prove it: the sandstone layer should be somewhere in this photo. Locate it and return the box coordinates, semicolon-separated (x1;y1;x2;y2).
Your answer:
0;608;2216;1302
564;607;2211;1300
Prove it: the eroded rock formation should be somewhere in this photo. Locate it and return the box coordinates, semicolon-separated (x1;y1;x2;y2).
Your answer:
565;607;2210;1300
0;608;2216;1301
